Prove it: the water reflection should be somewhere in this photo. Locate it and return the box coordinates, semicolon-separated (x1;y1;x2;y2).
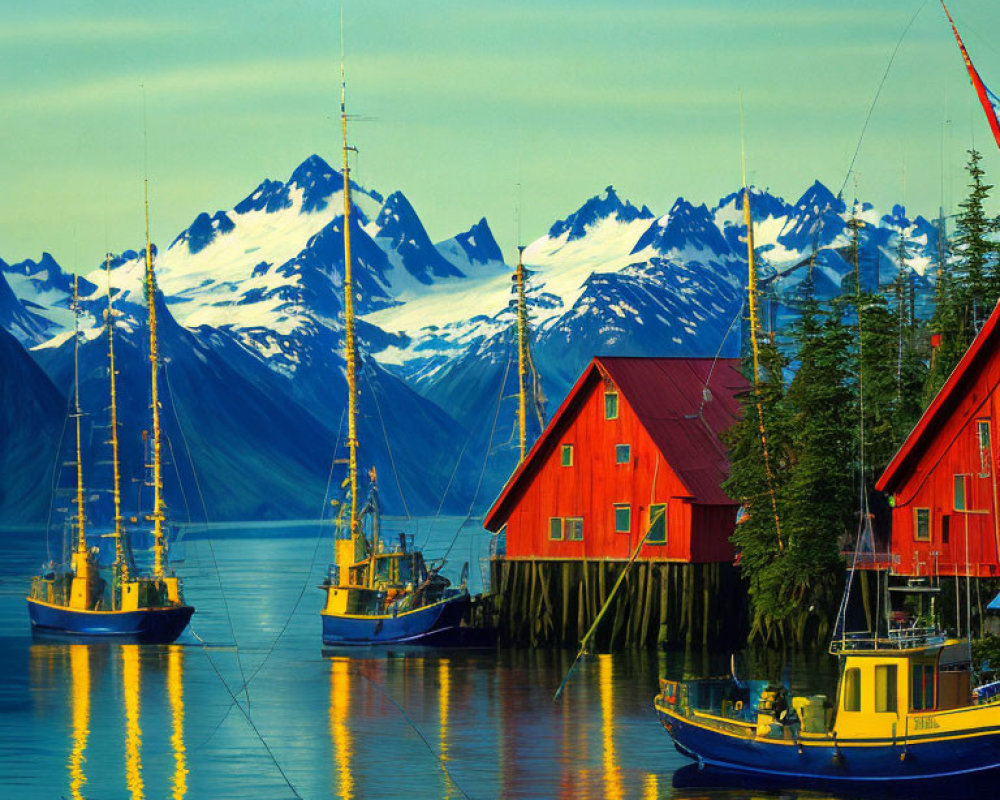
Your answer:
68;645;90;800
167;646;187;800
439;658;451;800
123;645;144;799
329;657;354;800
599;654;623;800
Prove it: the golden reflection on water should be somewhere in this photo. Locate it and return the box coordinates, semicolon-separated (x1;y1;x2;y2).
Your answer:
599;654;623;800
439;658;451;800
68;645;90;800
123;645;144;800
329;657;354;800
167;646;188;800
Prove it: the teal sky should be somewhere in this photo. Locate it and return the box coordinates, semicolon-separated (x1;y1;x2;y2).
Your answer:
2;0;999;271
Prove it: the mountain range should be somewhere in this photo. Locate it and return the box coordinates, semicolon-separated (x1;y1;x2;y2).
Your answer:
0;155;942;528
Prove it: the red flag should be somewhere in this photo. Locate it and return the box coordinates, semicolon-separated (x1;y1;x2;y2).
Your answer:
931;333;942;349
941;0;1000;151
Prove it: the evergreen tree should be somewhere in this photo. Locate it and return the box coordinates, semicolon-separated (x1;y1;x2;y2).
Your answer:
782;298;855;633
927;149;998;398
724;338;794;644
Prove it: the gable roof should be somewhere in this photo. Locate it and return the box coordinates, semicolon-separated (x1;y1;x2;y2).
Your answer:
876;298;1000;495
484;356;747;531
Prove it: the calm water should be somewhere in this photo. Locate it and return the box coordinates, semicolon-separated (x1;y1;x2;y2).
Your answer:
0;519;882;799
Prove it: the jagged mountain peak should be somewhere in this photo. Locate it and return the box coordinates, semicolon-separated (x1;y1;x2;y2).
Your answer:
373;191;465;285
631;197;731;257
714;186;790;220
171;210;236;255
454;218;503;265
232;154;382;218
548;185;653;241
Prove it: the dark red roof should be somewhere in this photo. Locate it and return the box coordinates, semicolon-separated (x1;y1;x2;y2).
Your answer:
484;356;747;530
876;298;1000;494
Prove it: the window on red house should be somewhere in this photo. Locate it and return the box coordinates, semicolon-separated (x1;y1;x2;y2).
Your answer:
914;508;930;542
614;504;631;533
978;420;991;477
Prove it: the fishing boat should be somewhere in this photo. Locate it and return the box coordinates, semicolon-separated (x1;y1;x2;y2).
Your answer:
26;195;194;642
654;584;1000;784
319;56;469;647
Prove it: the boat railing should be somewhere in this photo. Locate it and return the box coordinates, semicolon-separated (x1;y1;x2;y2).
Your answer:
829;626;945;653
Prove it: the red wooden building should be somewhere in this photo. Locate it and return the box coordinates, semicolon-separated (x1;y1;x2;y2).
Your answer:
484;356;747;563
875;301;1000;578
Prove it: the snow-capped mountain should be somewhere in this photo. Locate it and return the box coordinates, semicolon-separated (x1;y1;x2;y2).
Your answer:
0;155;947;524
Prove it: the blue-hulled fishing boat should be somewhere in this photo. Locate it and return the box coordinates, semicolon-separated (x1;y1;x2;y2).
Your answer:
319;56;468;647
27;211;193;642
655;624;1000;784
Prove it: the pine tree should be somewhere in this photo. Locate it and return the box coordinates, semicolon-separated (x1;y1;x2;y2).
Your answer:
782;298;855;630
927;149;998;399
724;338;793;644
954;149;997;320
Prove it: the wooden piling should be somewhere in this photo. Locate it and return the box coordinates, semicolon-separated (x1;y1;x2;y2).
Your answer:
491;558;747;651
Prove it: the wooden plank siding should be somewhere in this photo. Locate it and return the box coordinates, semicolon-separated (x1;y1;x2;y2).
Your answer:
487;357;743;564
877;301;1000;577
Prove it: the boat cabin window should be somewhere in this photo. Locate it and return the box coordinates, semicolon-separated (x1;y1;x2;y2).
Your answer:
911;663;935;711
549;517;563;541
954;475;967;512
647;503;667;544
565;517;584;541
614;504;631;534
844;668;861;712
561;444;574;467
978;420;991;477
914;508;930;542
604;392;619;420
874;665;898;713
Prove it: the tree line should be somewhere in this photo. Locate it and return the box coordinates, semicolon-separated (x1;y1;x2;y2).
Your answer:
725;149;999;647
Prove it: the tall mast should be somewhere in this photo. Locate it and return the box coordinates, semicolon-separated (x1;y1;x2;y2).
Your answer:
515;246;528;463
106;255;128;584
340;41;359;541
72;276;87;557
144;180;166;579
740;96;783;550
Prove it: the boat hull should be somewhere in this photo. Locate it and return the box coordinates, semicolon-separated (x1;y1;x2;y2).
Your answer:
27;598;194;643
321;593;469;646
656;702;1000;783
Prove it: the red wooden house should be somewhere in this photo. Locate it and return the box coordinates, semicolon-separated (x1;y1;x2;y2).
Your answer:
484;356;747;562
875;300;1000;577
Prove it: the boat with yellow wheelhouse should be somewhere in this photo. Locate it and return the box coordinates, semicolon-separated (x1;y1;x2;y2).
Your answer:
655;584;1000;785
318;51;468;647
26;196;193;643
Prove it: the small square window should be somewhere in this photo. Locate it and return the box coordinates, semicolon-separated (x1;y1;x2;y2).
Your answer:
549;517;563;541
954;476;967;511
604;392;619;420
614;504;631;533
561;444;573;467
615;444;630;464
914;508;930;542
566;517;584;541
